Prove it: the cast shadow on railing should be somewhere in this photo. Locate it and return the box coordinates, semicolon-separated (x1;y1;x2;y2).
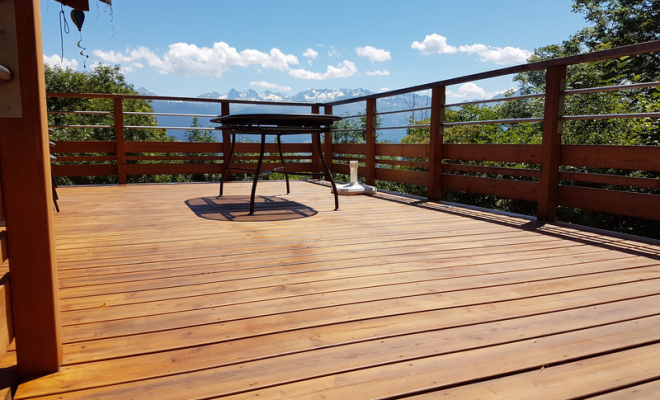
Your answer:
185;195;317;222
369;190;660;260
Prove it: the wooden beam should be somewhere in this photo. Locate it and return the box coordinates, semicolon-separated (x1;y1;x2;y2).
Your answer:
221;103;231;180
311;105;320;176
427;86;445;200
114;98;127;184
443;174;539;203
537;65;567;221
0;0;62;377
443;144;542;164
365;99;377;186
561;145;660;172
324;106;334;175
558;186;660;220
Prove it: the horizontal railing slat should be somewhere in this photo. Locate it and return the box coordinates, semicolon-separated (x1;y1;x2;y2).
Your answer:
52;164;118;177
558;186;660;220
51;141;116;153
443;144;542;164
561;145;660;172
442;174;539;202
559;171;660;189
376;143;428;159
375;167;429;186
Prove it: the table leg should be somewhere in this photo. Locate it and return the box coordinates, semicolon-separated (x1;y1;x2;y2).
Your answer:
249;133;267;215
317;133;339;211
219;133;237;196
276;134;290;194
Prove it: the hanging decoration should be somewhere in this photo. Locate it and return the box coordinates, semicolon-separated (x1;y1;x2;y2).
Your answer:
58;3;70;62
70;9;89;68
54;0;113;68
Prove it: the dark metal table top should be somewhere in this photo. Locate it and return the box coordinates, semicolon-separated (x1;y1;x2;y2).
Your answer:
211;113;342;134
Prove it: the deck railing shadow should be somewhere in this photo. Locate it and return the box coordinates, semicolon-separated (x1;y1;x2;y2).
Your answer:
364;185;660;260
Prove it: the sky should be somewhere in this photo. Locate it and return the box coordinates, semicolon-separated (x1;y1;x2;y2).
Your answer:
39;0;589;100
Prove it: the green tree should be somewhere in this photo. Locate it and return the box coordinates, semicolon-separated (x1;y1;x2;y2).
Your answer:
184;117;216;143
573;0;660;81
46;64;172;184
184;117;219;182
46;64;169;142
331;112;381;144
512;0;660;145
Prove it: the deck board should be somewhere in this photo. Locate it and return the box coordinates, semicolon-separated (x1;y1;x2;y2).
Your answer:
12;181;660;399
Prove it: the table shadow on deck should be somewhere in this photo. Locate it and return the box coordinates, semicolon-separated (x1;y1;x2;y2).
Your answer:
185;195;317;222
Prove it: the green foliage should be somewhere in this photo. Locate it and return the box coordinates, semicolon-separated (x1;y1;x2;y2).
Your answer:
46;64;169;142
184;117;221;182
184;117;216;143
401;98;543;146
47;64;172;184
513;0;660;147
394;1;660;238
573;0;660;81
331;112;381;143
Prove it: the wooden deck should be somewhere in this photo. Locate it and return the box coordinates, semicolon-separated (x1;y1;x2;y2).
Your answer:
6;180;660;399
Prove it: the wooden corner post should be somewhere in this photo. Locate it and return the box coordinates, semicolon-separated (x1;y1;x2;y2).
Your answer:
428;86;445;200
538;65;567;221
114;97;127;184
323;106;334;174
221;103;232;181
0;0;63;377
311;105;321;176
365;98;377;186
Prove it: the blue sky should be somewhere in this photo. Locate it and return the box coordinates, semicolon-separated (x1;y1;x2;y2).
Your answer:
40;0;588;100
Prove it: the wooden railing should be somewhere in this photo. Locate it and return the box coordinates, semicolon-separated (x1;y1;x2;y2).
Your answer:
48;41;660;223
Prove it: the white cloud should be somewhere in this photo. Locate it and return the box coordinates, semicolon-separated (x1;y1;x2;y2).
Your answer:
93;50;132;63
327;46;340;57
107;42;300;77
43;54;79;69
356;46;391;62
303;48;319;59
249;80;292;92
459;44;531;65
289;60;357;80
366;70;390;76
411;34;458;55
84;41;365;83
412;33;531;65
446;83;514;100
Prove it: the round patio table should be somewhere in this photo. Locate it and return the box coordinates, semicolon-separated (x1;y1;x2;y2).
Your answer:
211;113;342;215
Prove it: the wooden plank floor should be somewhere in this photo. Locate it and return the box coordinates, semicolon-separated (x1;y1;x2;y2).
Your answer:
8;180;660;399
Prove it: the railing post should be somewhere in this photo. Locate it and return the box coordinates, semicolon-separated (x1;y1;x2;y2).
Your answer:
428;86;445;200
0;0;62;377
324;105;334;174
221;102;232;181
538;65;567;221
311;105;321;176
113;97;127;184
365;98;377;186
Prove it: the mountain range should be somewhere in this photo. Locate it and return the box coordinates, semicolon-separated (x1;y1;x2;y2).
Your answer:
140;87;433;142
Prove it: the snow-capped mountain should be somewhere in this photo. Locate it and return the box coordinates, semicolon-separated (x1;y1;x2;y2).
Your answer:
137;87;157;96
147;88;431;142
197;88;375;103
